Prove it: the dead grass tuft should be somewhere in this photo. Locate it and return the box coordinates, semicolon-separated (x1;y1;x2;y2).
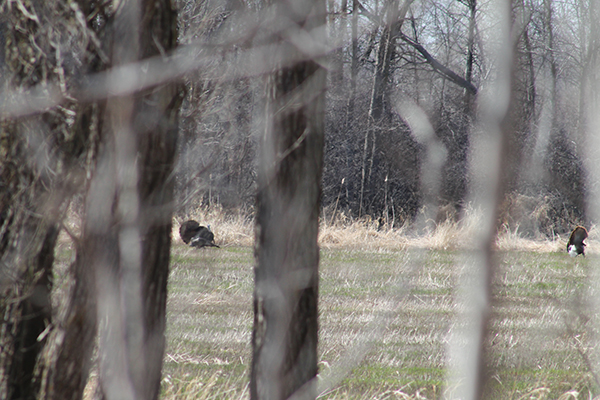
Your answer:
319;217;410;251
161;370;250;400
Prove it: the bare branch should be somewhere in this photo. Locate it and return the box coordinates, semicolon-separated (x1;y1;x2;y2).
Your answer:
399;34;478;95
355;0;477;95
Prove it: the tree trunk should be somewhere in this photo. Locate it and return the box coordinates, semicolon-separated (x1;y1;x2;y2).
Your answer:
464;0;477;112
92;2;180;399
250;0;326;397
328;0;344;87
438;0;476;212
31;3;111;397
542;0;585;222
0;1;180;399
358;0;414;217
0;2;96;398
348;0;359;118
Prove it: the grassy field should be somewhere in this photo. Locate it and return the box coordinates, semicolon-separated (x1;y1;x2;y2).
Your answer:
54;207;599;399
163;231;600;400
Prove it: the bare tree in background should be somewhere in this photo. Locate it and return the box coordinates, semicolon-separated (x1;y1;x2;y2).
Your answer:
0;1;180;399
250;0;326;397
171;0;595;234
358;0;415;217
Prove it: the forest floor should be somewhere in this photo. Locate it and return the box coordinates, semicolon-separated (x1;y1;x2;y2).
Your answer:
163;230;600;400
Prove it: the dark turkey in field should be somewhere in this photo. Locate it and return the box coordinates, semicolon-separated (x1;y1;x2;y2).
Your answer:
179;220;219;248
567;226;587;257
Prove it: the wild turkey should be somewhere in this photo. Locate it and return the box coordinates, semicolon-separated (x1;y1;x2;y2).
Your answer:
567;226;587;257
179;220;219;248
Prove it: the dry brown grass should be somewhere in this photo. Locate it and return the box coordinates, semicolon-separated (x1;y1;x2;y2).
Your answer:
176;205;593;255
174;204;254;247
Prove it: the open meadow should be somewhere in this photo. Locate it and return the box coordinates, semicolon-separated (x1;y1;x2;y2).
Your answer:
160;214;600;399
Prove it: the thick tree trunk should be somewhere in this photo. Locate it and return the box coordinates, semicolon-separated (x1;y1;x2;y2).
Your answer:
0;1;180;399
0;2;95;398
368;0;415;120
0;224;58;400
250;0;326;397
93;2;180;400
36;235;100;400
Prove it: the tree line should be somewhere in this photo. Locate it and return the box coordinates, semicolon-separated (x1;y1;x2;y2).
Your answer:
179;0;596;236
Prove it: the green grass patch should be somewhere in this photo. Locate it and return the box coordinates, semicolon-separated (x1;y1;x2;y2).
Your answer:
165;247;600;399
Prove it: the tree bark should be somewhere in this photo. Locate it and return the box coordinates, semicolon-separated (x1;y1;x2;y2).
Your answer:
0;1;180;399
348;0;359;117
464;0;477;110
92;2;180;399
0;2;96;398
250;0;326;397
31;2;111;397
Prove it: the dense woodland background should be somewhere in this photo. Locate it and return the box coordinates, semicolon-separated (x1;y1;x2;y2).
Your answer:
177;0;595;237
